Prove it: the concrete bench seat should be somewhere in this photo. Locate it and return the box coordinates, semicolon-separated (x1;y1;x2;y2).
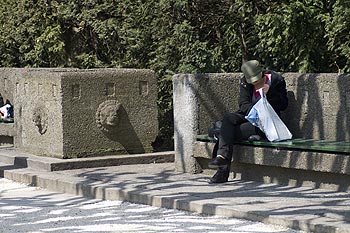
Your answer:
193;136;350;191
173;73;350;191
196;134;350;154
194;135;350;176
0;118;14;123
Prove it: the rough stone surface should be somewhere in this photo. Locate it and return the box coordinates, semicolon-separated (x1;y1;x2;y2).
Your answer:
0;68;158;158
0;68;23;105
173;74;199;173
282;73;350;141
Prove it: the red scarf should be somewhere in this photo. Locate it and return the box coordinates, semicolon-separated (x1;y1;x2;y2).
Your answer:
254;74;271;99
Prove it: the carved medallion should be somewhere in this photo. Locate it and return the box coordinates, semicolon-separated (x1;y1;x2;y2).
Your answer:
96;100;122;134
32;105;48;135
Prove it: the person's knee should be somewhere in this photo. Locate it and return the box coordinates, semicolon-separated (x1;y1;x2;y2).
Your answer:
222;112;243;125
222;112;235;123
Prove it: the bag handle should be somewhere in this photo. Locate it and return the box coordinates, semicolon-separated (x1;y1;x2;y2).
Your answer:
258;88;264;98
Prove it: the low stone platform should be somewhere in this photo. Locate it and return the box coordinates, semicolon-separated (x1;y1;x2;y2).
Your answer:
0;146;174;171
0;159;349;233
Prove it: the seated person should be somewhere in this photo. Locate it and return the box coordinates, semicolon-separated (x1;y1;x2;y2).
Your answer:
208;60;288;183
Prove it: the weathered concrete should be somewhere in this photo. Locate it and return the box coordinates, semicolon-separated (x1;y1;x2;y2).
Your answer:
281;73;350;141
173;73;240;173
0;68;159;158
0;123;15;146
1;161;349;233
173;73;350;186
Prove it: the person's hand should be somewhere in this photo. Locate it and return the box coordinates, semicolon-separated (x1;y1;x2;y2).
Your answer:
263;84;270;95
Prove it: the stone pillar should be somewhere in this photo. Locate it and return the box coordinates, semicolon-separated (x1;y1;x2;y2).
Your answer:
173;73;240;173
173;74;201;173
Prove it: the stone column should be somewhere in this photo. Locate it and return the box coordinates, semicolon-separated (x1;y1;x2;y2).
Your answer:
173;74;201;173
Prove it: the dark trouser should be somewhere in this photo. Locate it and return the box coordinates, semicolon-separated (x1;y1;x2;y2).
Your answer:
217;112;265;160
213;112;265;179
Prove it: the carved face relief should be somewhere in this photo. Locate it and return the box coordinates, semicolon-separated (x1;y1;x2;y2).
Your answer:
96;100;122;133
32;106;48;135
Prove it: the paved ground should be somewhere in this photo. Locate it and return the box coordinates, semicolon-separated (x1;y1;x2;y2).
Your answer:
1;149;350;233
0;178;301;233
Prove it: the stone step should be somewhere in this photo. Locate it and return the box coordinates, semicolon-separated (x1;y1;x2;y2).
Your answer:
0;147;174;171
1;162;350;233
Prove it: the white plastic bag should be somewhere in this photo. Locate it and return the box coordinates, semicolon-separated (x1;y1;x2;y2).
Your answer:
245;88;292;142
0;104;12;119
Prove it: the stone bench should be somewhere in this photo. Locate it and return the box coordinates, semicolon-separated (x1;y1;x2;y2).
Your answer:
173;73;350;191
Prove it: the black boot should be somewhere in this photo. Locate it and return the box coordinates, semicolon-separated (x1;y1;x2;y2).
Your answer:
209;166;230;183
208;155;230;169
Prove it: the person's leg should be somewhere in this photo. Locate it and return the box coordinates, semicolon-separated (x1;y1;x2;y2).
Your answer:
208;113;245;183
209;116;264;183
209;163;231;183
239;121;266;141
216;112;246;159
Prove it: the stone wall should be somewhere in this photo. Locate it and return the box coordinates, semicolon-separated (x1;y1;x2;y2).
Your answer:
173;73;350;173
0;68;159;158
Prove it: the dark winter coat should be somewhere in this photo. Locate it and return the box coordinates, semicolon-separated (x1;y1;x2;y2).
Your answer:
238;70;288;116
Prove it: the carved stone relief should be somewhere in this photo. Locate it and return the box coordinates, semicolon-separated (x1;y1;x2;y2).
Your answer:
96;100;122;134
32;105;48;135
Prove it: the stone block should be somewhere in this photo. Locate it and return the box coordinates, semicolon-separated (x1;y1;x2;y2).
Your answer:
11;68;158;158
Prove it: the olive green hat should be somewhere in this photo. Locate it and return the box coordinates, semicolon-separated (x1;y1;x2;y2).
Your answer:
241;60;263;84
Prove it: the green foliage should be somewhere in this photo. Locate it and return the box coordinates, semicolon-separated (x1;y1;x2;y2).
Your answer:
255;0;333;72
0;0;350;150
323;0;350;72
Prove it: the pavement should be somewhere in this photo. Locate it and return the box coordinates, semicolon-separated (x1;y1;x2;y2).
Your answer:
0;178;301;233
0;146;350;233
